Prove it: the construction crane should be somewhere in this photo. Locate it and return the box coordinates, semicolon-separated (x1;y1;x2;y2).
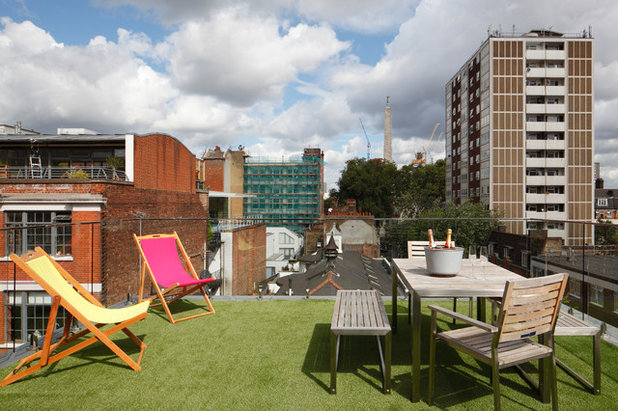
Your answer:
424;122;439;163
427;131;443;163
359;118;371;160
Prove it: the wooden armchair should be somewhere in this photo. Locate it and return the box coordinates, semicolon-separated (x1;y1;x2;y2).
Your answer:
428;273;568;410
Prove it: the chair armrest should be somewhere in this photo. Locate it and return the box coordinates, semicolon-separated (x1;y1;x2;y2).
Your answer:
428;304;498;333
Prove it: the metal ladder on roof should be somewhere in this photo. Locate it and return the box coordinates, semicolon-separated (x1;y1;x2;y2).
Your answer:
29;154;43;178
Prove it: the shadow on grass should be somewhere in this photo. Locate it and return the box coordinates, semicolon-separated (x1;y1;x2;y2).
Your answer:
3;331;147;385
147;297;212;322
301;323;388;394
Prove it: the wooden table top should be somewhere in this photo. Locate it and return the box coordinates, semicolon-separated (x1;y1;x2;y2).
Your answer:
392;258;523;298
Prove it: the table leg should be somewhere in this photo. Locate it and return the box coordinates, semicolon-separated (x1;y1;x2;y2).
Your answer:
477;297;486;322
411;291;421;402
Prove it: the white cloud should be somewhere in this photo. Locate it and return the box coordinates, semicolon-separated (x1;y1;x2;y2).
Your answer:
157;7;348;106
99;0;419;33
0;18;175;131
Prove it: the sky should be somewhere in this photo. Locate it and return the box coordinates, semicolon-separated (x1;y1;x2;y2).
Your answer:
1;0;617;191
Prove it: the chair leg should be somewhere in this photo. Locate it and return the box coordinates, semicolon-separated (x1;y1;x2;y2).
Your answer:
492;357;501;410
551;354;559;411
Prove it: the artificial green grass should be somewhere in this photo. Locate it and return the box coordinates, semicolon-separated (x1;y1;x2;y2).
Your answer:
1;299;616;410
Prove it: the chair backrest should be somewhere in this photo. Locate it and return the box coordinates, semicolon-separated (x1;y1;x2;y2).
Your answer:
496;273;568;343
136;234;193;288
407;240;448;258
10;249;124;324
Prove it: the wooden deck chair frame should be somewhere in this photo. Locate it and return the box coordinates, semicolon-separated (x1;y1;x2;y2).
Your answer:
1;248;150;387
428;273;568;410
134;232;215;324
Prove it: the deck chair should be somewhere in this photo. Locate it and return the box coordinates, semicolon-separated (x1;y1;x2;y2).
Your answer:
134;232;215;324
1;248;150;386
428;273;568;410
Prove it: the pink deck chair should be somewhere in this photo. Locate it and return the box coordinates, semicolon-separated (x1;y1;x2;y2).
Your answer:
134;232;215;323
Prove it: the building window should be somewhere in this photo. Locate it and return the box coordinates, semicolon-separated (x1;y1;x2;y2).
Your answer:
5;211;72;256
521;251;529;268
597;198;608;207
4;291;68;343
282;248;295;259
279;232;295;245
590;285;604;307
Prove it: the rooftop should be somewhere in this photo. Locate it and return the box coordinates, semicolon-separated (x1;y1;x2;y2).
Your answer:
1;298;616;409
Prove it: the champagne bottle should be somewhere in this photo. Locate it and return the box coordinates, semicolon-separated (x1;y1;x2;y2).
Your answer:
446;228;452;248
427;229;434;248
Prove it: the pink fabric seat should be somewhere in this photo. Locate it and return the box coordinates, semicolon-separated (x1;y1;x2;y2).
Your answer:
139;237;214;289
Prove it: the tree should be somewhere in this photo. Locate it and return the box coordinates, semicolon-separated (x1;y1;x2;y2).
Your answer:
595;219;618;247
384;201;501;258
334;158;399;218
396;160;446;217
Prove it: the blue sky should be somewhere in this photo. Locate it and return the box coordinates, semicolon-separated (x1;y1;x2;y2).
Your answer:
1;0;618;190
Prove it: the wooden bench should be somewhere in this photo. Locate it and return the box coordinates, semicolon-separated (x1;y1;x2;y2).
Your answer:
330;289;391;394
554;312;602;394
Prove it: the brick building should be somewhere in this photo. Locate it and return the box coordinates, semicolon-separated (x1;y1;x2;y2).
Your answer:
0;132;209;346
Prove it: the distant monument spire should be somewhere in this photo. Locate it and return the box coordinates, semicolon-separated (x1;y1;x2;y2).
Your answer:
384;96;392;162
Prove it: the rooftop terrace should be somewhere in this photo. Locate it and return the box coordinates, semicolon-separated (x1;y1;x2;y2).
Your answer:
1;298;616;409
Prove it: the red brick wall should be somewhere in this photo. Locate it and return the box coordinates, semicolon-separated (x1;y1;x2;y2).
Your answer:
0;179;209;344
203;158;225;191
100;184;209;305
133;134;196;194
232;224;266;295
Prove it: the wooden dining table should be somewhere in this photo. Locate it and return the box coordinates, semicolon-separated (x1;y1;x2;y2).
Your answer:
390;257;525;403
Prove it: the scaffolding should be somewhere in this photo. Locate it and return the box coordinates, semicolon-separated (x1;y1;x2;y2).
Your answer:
243;155;323;232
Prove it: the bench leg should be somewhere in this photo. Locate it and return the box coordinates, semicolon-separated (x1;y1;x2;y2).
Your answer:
330;332;339;394
593;331;601;394
385;332;391;394
375;333;392;394
555;331;602;394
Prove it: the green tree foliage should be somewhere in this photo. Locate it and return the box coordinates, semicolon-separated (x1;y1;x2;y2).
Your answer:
595;219;618;247
385;201;501;258
335;158;399;218
397;160;446;217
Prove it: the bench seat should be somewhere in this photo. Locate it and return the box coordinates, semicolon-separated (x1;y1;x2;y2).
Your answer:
555;312;602;394
330;289;391;394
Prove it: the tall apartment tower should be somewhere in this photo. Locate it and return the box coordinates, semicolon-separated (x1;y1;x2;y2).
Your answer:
384;97;392;162
445;29;594;245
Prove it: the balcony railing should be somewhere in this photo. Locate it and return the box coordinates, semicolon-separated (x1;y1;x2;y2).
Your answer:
0;216;616;352
0;165;128;181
